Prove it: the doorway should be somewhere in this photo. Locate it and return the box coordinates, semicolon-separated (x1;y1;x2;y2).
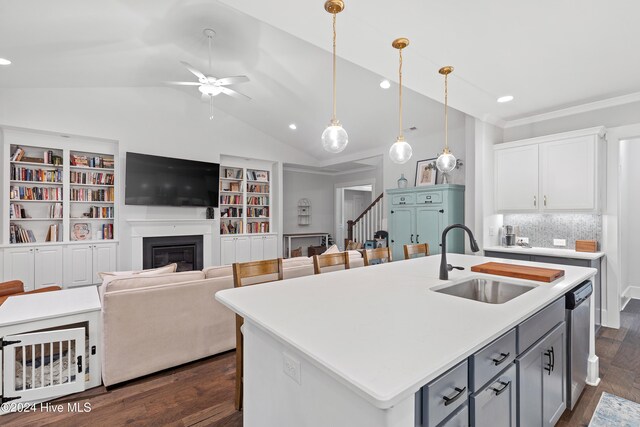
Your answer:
335;184;373;250
619;137;640;308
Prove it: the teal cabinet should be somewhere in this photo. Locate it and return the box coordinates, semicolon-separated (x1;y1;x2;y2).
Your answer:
387;185;465;260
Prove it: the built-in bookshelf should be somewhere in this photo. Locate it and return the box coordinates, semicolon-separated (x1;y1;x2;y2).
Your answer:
219;165;271;235
2;132;118;245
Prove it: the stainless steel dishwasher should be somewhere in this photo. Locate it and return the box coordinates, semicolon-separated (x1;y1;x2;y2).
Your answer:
565;280;592;411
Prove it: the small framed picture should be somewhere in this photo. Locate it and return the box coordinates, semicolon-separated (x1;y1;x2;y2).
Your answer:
72;223;91;241
415;158;438;186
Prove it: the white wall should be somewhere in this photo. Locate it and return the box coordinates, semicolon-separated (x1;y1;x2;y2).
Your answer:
0;87;316;269
619;138;640;302
343;189;372;221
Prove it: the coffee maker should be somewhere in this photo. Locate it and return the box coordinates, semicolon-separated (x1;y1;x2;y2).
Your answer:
500;225;517;247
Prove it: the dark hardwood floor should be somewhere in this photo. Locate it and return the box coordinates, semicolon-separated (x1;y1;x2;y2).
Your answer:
4;300;640;426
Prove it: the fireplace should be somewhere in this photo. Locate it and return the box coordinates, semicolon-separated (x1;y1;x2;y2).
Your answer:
142;235;204;272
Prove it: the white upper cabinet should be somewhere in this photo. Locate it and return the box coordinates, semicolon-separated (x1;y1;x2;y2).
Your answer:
495;145;539;212
540;136;596;211
495;127;604;213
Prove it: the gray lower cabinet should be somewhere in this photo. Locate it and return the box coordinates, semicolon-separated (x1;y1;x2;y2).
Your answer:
471;364;517;427
442;404;469;426
516;322;567;427
485;250;602;327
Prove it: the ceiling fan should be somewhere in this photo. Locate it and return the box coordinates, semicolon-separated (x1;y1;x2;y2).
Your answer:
167;29;250;118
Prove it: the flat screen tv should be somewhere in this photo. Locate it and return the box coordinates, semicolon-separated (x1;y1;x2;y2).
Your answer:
125;152;219;207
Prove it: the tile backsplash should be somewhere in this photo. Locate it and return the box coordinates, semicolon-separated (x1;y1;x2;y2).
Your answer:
502;214;602;249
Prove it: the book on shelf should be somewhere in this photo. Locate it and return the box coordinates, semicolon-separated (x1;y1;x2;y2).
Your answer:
220;194;243;205
45;224;60;242
223;168;243;179
220;220;243;235
11;165;62;183
247;207;269;218
9;186;62;201
247;170;269;181
9;223;36;244
97;223;114;240
221;207;243;218
9;203;28;219
247;183;269;193
70;170;115;185
70;154;114;169
248;221;269;233
247;195;269;205
10;147;25;162
48;203;63;218
70;187;115;202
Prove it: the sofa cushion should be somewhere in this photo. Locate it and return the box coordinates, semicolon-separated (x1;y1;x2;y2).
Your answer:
283;256;313;269
105;271;205;293
98;263;178;280
325;244;340;254
203;265;233;279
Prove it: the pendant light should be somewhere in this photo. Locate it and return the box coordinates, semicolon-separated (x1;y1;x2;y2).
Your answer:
321;0;349;153
436;66;457;173
388;38;413;164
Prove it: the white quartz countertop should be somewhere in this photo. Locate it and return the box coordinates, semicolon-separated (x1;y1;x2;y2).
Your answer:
216;254;596;409
484;245;604;260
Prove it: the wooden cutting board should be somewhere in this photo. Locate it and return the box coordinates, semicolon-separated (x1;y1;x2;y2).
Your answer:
471;262;565;283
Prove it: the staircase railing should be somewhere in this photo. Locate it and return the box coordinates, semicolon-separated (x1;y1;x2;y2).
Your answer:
346;193;384;246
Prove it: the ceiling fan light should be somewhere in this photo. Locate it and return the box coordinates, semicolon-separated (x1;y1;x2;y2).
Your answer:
198;85;223;97
322;122;349;153
389;137;412;164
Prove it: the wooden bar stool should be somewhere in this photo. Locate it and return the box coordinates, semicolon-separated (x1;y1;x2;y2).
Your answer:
404;243;430;260
232;258;284;411
313;252;350;274
363;247;392;266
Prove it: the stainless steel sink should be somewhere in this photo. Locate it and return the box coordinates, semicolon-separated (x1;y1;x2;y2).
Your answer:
433;278;536;304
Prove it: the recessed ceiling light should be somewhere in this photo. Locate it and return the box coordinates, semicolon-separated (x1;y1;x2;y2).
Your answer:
379;79;391;89
289;123;297;130
0;58;12;66
497;95;514;103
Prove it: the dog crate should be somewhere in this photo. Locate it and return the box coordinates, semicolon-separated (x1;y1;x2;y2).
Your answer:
0;287;101;414
2;328;86;404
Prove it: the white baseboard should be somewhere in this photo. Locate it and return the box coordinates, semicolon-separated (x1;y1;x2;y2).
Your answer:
621;286;640;311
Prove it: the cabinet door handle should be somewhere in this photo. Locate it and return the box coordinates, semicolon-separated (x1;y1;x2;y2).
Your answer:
544;349;553;375
544;195;547;207
410;234;414;243
443;386;466;406
534;195;537;207
550;346;555;372
492;352;510;366
438;209;444;213
416;235;419;243
491;380;511;396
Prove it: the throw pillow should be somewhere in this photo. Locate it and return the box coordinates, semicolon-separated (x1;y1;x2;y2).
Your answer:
98;263;178;280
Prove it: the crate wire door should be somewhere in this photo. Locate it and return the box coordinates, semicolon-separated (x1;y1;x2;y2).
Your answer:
2;328;86;404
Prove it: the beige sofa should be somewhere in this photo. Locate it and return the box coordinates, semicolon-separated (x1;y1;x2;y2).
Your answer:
100;251;364;386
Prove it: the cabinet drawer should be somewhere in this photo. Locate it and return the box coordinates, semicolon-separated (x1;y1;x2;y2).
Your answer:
416;192;442;205
517;298;564;354
442;403;469;426
392;194;415;206
470;329;516;391
423;360;468;427
470;364;517;427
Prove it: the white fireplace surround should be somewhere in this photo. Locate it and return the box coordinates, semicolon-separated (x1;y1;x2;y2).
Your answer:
127;219;215;270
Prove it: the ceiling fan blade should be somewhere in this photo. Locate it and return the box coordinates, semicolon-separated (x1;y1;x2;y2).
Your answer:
220;87;251;101
216;76;250;86
166;81;201;86
180;61;206;81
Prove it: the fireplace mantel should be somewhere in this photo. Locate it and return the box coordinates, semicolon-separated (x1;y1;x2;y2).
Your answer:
128;219;215;270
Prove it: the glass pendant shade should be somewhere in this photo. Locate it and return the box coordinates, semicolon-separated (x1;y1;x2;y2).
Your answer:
321;122;349;153
389;137;413;164
436;149;457;173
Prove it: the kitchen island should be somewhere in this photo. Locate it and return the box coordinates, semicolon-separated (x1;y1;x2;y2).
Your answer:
216;254;598;427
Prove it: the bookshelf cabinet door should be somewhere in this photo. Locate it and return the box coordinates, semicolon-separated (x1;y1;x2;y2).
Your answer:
64;245;94;288
221;237;237;265
34;245;63;289
235;237;251;263
263;235;278;260
3;247;35;291
93;244;117;284
250;236;264;262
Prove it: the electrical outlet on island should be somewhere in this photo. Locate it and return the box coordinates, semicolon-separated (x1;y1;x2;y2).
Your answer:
553;239;567;247
283;353;301;384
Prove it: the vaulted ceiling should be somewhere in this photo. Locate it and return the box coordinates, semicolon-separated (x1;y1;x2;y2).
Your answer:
1;0;638;160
